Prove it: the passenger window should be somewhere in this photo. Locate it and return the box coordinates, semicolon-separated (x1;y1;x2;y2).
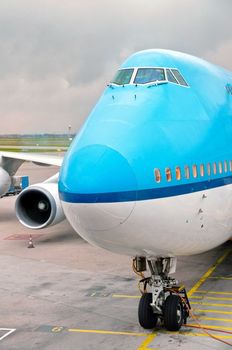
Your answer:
165;168;172;182
207;163;211;176
224;161;228;173
184;166;190;179
213;162;217;174
176;167;181;180
192;165;197;178
218;161;222;174
154;168;161;183
200;164;204;177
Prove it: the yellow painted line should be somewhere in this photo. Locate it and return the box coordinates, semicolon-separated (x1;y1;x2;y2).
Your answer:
209;276;232;280
193;309;232;315
112;293;232;301
187;323;232;331
161;329;232;338
137;333;157;350
169;331;232;339
195;290;232;295
68;328;147;337
187;247;232;298
112;294;140;299
198;316;232;323
191;295;232;301
191;301;232;308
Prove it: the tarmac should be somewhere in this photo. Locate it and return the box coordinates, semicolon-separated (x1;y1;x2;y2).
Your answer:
0;162;232;350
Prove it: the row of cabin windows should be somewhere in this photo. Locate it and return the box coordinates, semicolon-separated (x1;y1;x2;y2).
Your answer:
154;160;232;183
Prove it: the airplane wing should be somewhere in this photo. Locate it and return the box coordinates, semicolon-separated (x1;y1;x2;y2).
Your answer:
0;151;64;197
0;151;63;167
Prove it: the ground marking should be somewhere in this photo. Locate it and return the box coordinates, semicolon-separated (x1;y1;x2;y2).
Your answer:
0;328;16;341
68;328;147;337
52;327;64;333
195;290;232;295
198;316;232;323
165;331;232;339
193;309;232;315
187;323;232;331
187;247;232;298
209;276;232;280
137;333;157;350
191;295;232;301
191;301;232;308
112;294;140;299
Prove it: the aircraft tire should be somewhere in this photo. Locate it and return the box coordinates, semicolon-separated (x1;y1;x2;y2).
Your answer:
163;294;183;331
138;293;158;329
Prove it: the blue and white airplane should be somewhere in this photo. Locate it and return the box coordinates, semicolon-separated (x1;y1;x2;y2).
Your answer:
1;49;232;331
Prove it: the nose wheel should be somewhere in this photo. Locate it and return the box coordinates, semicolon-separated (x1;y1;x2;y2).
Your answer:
163;294;184;331
138;293;158;329
135;257;190;331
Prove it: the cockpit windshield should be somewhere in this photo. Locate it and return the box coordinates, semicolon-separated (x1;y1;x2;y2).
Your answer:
110;67;188;87
134;68;165;84
111;69;134;85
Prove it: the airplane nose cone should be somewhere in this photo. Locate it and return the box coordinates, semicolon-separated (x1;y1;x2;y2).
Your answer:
59;144;137;231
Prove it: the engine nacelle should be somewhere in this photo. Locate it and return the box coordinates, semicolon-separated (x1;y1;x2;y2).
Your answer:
0;167;11;197
15;182;65;229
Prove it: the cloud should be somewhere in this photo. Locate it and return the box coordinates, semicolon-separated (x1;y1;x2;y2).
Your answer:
0;0;232;133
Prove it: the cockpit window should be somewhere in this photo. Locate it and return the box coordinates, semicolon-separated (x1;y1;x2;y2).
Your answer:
171;69;188;86
166;69;179;84
134;68;165;84
111;69;134;85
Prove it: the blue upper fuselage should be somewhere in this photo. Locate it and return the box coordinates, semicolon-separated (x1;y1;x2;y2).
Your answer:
59;49;232;203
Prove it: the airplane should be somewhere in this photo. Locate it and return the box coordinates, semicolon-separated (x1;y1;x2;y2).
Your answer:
1;49;232;332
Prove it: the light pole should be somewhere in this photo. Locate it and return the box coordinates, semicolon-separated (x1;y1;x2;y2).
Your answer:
68;125;72;141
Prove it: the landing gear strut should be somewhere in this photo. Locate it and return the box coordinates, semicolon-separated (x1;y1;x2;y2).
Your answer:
135;257;190;331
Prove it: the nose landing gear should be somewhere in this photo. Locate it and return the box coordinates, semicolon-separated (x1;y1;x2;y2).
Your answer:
135;257;190;331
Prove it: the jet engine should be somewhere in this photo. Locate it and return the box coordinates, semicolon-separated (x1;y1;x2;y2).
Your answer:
0;167;11;197
15;182;65;229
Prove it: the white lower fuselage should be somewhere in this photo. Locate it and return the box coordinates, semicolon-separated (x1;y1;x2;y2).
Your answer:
61;184;232;258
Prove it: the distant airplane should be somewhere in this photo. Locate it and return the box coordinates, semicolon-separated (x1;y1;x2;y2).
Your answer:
1;49;232;331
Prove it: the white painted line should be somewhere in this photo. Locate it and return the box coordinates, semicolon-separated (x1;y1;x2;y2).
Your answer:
0;328;16;341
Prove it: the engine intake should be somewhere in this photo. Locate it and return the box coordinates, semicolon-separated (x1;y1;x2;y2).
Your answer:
15;183;65;229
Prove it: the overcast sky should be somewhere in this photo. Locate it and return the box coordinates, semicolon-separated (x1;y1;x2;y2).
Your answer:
1;0;232;134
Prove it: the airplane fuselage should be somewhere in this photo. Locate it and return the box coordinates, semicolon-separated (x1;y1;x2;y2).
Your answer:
59;49;232;258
